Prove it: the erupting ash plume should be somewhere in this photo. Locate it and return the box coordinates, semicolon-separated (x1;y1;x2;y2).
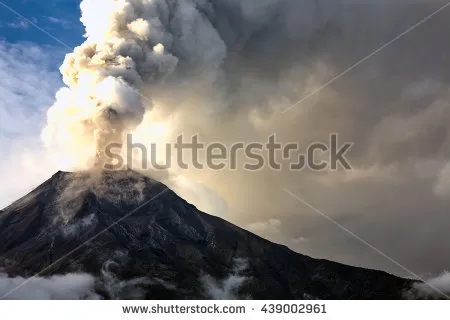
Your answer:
40;0;346;170
42;0;221;169
33;0;450;277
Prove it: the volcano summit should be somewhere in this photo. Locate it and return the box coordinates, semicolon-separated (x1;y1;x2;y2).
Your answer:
0;170;426;299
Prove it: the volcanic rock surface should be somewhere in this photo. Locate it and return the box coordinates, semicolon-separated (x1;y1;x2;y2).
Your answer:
0;170;414;299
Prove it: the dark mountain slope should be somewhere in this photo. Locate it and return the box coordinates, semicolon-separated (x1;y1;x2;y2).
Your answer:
0;170;414;299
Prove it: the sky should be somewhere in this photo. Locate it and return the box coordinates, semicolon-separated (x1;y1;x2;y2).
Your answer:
0;0;83;46
0;0;84;205
1;0;450;280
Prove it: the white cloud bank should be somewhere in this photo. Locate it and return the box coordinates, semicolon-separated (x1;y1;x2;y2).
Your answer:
0;41;63;208
0;273;98;300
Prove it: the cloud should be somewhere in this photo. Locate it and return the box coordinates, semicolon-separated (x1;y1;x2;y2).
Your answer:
246;219;308;252
167;175;228;218
2;0;450;280
99;258;177;299
0;41;62;137
47;17;72;29
433;163;450;197
0;273;98;300
0;41;63;208
291;237;309;245
100;260;151;300
407;272;450;299
7;19;29;30
201;258;249;299
246;219;282;242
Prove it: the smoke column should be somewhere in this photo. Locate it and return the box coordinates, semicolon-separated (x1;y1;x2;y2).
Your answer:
42;0;216;169
40;0;349;170
37;0;450;276
40;0;401;169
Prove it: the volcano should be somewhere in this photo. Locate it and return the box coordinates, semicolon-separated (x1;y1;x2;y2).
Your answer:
0;170;416;299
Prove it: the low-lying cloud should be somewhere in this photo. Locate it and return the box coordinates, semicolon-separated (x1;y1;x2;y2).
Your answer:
201;258;250;299
0;273;98;300
407;272;450;299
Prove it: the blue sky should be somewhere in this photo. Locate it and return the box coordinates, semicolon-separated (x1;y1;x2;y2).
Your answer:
0;0;85;136
0;0;84;48
0;0;85;206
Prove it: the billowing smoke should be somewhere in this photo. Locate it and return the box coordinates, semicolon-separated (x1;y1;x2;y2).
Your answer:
42;0;180;168
41;0;393;169
35;0;450;277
